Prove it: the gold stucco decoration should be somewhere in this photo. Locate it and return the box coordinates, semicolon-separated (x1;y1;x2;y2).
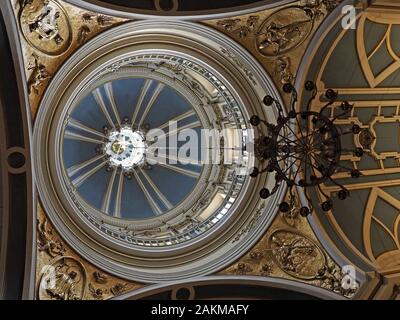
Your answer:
12;0;127;117
219;189;358;299
36;204;143;300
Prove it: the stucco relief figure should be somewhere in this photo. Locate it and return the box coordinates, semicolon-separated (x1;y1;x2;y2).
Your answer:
39;257;86;300
27;54;50;95
46;269;79;300
256;6;317;56
20;0;72;55
23;0;63;44
258;19;310;55
269;230;326;279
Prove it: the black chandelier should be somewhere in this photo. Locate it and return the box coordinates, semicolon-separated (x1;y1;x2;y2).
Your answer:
249;81;363;216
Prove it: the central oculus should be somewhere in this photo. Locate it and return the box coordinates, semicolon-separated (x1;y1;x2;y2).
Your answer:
105;127;147;170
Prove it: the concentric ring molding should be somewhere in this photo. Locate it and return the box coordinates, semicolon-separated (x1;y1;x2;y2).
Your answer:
33;20;286;282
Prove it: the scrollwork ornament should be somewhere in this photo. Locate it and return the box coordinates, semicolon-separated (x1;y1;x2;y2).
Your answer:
217;16;259;39
274;56;294;84
93;271;108;284
88;283;107;299
110;283;128;296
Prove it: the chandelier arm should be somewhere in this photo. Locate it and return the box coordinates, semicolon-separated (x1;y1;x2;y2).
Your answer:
277;132;297;145
291;157;304;183
304;188;314;211
320;99;336;113
312;151;355;174
276;151;299;163
290;89;298;112
282;156;300;176
294;114;307;141
316;183;330;201
331;108;353;121
273;99;285;117
282;118;301;141
328;176;349;192
306;87;318;113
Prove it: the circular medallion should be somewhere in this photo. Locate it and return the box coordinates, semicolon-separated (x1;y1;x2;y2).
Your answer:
268;230;326;280
19;0;72;56
256;6;314;57
38;257;87;300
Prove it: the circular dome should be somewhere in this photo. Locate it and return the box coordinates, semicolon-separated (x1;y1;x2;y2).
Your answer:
63;76;206;222
34;21;285;282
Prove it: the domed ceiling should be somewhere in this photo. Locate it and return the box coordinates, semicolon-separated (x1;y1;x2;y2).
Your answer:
32;19;285;282
2;0;400;301
64;77;202;220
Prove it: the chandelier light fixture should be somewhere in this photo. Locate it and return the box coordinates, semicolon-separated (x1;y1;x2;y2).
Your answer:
250;81;364;216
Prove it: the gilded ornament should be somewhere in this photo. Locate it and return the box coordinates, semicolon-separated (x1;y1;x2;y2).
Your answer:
77;25;90;45
19;0;72;55
27;53;51;95
358;128;375;150
235;263;253;275
268;230;326;280
93;271;108;284
88;283;107;299
37;218;64;257
110;283;128;296
274;56;294;84
38;256;87;300
256;5;319;57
